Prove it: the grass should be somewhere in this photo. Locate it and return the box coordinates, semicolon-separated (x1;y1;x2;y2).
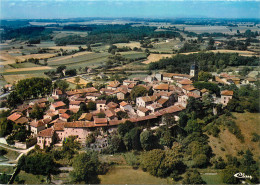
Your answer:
3;73;50;84
13;170;46;184
99;165;171;184
208;112;260;159
3;69;55;75
0;166;15;174
48;52;110;67
8;62;41;69
201;174;223;184
5;150;20;161
119;51;147;60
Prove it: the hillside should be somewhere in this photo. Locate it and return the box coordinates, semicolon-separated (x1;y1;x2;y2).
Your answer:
208;112;260;159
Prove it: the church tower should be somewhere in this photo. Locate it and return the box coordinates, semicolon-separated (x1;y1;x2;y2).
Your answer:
190;62;198;79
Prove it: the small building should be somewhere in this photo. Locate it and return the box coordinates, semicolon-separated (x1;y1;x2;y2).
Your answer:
119;101;133;112
106;102;119;110
49;101;66;111
30;119;45;136
221;90;233;106
153;84;170;93
37;128;54;149
59;113;71;122
69;101;81;110
136;96;158;107
137;107;150;117
107;81;121;90
146;103;163;113
96;100;106;110
52;89;65;100
79;113;93;121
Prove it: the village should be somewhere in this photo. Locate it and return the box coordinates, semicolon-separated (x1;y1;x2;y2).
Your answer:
5;62;256;151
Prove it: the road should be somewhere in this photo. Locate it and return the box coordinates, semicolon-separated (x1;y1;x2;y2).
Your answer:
0;92;10;99
0;143;35;165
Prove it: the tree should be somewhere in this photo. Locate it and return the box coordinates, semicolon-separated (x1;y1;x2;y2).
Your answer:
141;148;186;178
18;153;57;176
182;170;205;184
118;120;134;137
140;130;157;151
86;82;93;88
86;133;95;147
30;104;44;120
222;165;240;184
86;45;92;51
0;118;13;137
7;91;23;108
70;151;100;184
109;135;125;153
54;80;69;92
62;136;81;160
56;65;66;74
193;154;208;168
87;101;96;110
97;112;105;118
128;127;142;150
15;78;52;100
198;71;212;82
130;86;148;101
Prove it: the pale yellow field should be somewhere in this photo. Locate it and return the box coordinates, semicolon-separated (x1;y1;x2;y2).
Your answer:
4;73;49;84
4;66;53;73
48;51;93;63
65;76;89;85
210;49;258;56
115;42;141;49
142;53;174;64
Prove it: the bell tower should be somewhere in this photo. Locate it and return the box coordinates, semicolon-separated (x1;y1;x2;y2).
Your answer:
190;62;198;80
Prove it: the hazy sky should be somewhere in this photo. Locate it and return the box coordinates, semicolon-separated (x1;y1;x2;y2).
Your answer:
1;0;260;19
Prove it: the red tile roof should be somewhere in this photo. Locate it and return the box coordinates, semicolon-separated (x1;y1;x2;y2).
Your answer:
64;121;95;128
106;102;119;109
94;117;108;124
157;98;168;105
182;85;196;91
7;112;22;122
179;79;193;85
120;101;129;107
187;92;201;99
14;117;28;124
107;81;121;88
30;119;45;128
138;107;150;113
221;90;234;96
154;84;169;90
60;113;71;119
38;128;54;137
69;101;81;105
52;101;66;108
53;122;65;131
96;100;106;104
79;113;93;121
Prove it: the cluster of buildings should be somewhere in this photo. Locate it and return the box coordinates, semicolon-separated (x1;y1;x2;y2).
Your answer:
7;65;251;149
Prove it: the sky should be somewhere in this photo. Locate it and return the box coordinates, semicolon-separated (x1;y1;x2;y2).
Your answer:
1;0;260;19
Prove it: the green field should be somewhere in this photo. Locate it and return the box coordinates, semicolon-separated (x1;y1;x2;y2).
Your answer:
150;40;182;53
13;171;46;184
201;174;223;184
8;62;42;69
0;166;15;174
48;52;110;68
119;51;147;60
99;165;171;184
